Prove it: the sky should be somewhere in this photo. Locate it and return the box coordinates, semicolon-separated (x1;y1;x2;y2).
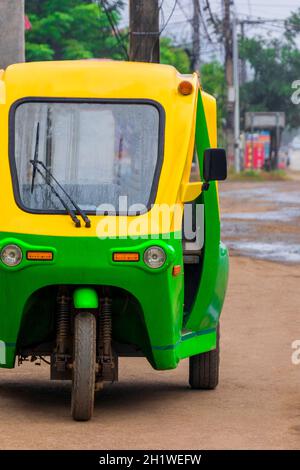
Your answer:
120;0;300;60
121;0;300;25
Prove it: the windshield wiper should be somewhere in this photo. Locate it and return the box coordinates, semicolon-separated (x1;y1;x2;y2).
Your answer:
30;123;40;194
30;160;82;228
30;160;91;228
30;122;81;227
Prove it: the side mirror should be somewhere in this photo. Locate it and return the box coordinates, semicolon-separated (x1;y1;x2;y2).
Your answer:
203;148;227;182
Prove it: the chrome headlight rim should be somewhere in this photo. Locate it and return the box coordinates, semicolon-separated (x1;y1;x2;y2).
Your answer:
0;244;23;267
143;245;166;269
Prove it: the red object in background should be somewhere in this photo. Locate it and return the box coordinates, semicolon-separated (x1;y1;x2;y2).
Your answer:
253;142;265;169
25;15;32;31
245;142;252;169
244;135;267;169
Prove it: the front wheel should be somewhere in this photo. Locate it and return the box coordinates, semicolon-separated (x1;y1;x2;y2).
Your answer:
189;325;220;390
71;312;96;421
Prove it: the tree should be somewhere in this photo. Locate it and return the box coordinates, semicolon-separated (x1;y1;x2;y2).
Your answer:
239;36;300;129
160;37;190;73
25;0;126;61
200;60;226;135
285;7;300;44
25;0;191;72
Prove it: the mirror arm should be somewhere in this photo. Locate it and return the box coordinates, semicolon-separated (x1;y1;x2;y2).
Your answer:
180;181;203;202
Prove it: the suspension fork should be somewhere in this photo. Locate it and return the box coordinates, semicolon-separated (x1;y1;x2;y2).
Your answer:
56;287;71;357
97;297;117;386
52;286;72;378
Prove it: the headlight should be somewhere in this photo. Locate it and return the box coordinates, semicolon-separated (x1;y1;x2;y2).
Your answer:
144;246;166;269
1;245;23;267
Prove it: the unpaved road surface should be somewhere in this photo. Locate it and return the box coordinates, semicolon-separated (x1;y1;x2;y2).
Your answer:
1;179;300;449
0;256;300;450
220;178;300;263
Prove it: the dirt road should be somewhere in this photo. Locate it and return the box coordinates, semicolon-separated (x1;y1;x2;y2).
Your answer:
0;178;300;449
0;255;299;450
220;179;300;262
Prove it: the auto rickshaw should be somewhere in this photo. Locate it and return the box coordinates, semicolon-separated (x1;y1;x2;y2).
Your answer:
0;60;228;421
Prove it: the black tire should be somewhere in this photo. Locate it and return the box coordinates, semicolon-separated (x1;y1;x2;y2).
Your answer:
189;325;220;390
71;312;96;421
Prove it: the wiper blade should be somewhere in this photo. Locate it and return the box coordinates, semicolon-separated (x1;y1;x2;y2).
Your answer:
30;123;40;194
30;160;81;228
33;160;91;228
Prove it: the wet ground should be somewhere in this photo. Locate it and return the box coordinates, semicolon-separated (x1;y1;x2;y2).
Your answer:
0;175;300;449
219;176;300;263
1;256;300;449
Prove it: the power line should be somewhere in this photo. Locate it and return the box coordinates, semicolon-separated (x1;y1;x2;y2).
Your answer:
159;0;178;35
203;0;220;33
236;2;300;7
99;0;129;60
159;0;166;26
247;0;252;16
177;0;191;23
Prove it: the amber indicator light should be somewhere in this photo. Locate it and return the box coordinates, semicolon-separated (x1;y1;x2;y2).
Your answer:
178;80;193;96
27;251;54;261
113;252;140;262
172;265;181;276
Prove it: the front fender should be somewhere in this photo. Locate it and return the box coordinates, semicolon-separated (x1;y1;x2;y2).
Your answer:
73;288;99;310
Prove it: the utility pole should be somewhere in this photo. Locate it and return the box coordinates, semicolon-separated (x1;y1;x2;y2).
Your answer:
223;0;234;167
232;9;240;173
240;21;247;84
191;0;201;72
0;0;25;70
129;0;160;63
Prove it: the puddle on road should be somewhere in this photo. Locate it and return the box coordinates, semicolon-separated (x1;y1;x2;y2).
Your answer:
226;241;300;263
222;207;300;222
220;183;300;264
221;186;300;206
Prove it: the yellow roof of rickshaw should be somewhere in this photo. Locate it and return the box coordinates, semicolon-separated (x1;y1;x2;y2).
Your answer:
1;60;197;104
0;60;218;238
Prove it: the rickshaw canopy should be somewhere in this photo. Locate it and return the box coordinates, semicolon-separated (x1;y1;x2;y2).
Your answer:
0;61;216;238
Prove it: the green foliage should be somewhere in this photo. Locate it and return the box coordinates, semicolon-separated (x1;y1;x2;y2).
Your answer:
239;36;300;129
285;7;300;43
25;43;54;61
62;40;93;60
200;61;226;135
198;9;300;132
228;168;288;181
25;0;125;61
160;38;190;74
25;0;191;70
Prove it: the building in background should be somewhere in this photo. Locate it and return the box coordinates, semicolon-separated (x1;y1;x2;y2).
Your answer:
244;131;271;170
244;112;286;170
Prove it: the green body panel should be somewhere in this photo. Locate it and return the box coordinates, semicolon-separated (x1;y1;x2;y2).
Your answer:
185;91;229;331
0;232;186;369
0;229;222;370
73;288;99;309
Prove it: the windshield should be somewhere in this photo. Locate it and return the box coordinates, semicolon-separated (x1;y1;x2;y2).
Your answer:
13;101;161;214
